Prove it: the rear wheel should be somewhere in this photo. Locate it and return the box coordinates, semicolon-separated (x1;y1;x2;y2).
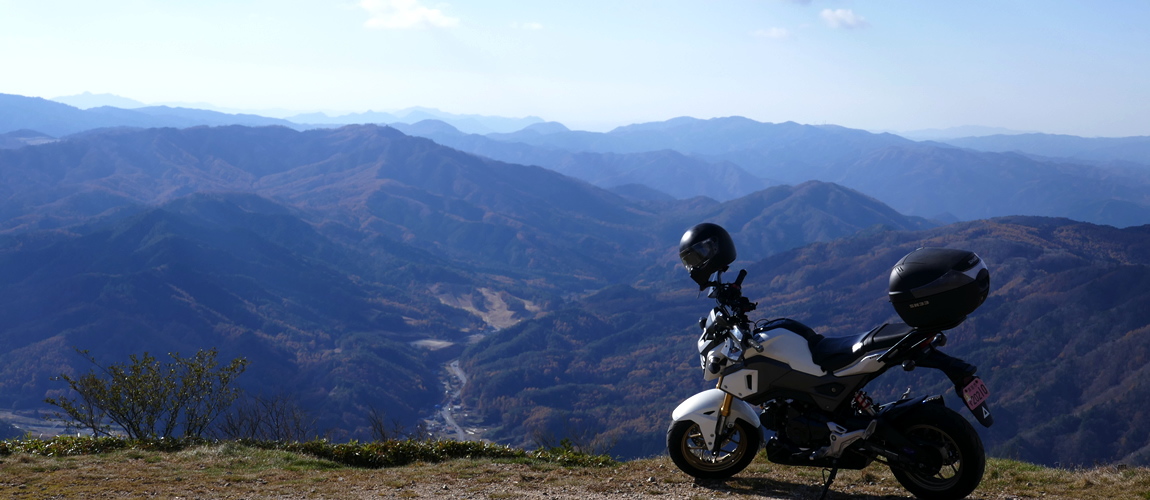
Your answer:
890;405;985;500
667;419;759;480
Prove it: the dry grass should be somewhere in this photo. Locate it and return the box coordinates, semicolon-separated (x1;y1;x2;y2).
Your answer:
0;444;1148;499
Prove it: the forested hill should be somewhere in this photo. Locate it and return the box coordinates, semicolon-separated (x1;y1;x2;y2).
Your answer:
460;216;1150;466
0;124;932;438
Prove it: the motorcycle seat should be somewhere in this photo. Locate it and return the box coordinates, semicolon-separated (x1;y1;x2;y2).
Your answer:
811;322;916;373
757;319;916;373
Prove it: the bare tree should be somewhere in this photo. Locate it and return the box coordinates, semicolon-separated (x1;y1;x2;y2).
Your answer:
366;404;391;442
217;393;318;442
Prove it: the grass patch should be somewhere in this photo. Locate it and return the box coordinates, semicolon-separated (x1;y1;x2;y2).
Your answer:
283;457;342;471
0;435;617;470
2;436;1146;500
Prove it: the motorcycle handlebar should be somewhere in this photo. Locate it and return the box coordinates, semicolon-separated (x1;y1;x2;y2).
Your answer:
733;269;747;288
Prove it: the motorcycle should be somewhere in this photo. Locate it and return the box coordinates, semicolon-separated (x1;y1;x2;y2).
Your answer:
667;246;994;500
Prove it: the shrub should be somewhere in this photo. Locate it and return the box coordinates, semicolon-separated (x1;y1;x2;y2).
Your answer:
0;435;618;469
44;348;248;439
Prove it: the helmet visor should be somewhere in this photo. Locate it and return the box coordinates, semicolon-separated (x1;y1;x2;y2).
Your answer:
680;239;718;271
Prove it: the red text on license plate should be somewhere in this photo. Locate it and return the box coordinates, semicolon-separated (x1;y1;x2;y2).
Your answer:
962;378;989;410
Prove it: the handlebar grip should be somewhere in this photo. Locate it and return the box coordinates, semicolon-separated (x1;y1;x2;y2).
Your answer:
734;269;747;288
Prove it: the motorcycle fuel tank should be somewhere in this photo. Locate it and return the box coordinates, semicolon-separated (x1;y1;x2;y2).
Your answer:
753;329;823;376
719;330;869;411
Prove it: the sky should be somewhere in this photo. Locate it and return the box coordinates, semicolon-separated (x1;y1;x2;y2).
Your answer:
1;0;1147;135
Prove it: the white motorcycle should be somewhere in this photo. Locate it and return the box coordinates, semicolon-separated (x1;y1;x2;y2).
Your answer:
667;245;994;500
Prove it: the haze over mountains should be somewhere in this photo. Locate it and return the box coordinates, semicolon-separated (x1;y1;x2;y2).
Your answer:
48;92;544;135
892;125;1036;142
2;92;1150;466
1;94;301;137
395;116;1150;227
944;133;1150;166
10;92;1150;227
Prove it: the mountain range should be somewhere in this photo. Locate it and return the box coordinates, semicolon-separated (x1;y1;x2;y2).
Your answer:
893;125;1036;141
390;120;772;201
9;93;1150;227
944;133;1150;166
1;94;303;137
47;93;548;135
289;107;544;135
0;124;929;436
51;91;147;110
3;95;1150;466
408;116;1150;227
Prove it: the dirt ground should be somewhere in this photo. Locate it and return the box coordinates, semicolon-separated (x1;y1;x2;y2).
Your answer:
1;444;1147;499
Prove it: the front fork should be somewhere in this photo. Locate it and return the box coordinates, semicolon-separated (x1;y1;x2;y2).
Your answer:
712;379;735;453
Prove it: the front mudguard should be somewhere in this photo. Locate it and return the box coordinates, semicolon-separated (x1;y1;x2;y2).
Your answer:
671;388;761;450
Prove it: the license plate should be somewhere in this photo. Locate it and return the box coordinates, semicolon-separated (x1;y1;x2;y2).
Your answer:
962;377;989;410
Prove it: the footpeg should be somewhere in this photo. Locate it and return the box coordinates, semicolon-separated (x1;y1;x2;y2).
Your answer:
810;420;877;460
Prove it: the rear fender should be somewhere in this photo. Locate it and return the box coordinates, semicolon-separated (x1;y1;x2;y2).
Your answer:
916;350;995;427
671;388;760;450
878;394;945;422
873;395;946;471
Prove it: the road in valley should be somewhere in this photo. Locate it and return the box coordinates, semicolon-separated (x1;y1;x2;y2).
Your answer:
440;360;469;441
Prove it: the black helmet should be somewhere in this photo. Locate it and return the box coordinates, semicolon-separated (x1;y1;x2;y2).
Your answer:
679;223;736;288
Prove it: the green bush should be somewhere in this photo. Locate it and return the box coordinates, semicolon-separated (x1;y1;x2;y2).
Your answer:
0;435;618;469
44;348;248;439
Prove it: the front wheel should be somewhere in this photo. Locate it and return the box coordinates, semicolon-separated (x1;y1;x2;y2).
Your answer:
667;418;759;480
890;405;986;500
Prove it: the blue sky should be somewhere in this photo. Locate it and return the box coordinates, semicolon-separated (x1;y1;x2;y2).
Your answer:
1;0;1147;135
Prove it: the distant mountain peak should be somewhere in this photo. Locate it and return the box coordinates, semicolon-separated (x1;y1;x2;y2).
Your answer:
518;121;569;135
895;125;1037;141
51;92;147;110
391;120;464;137
608;116;705;134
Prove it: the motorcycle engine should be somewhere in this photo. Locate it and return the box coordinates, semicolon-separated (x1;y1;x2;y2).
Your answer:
762;400;831;448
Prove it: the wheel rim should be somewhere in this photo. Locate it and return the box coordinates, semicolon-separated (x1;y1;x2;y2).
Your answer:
679;422;748;472
901;423;964;491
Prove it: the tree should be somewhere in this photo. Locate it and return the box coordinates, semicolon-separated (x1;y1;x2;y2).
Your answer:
45;348;248;439
216;393;318;442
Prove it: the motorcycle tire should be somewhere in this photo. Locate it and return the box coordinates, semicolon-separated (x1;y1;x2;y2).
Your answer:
667;418;759;480
890;405;986;500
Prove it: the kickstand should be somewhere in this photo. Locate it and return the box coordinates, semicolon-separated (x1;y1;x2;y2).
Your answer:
817;463;839;500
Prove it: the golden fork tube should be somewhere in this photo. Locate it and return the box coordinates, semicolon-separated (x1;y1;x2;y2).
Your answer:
715;375;733;417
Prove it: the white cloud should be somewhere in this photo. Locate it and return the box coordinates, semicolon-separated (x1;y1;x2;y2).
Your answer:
752;27;791;40
820;8;869;29
511;21;543;31
360;0;459;29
